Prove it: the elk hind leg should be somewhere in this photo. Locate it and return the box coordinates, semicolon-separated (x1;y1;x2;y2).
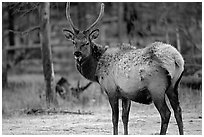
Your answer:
149;83;171;135
148;67;173;134
122;98;131;135
153;96;171;135
166;73;184;135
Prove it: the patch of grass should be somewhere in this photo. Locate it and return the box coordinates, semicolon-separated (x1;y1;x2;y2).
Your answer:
181;75;202;90
2;74;202;117
2;75;46;117
179;86;202;110
2;74;108;117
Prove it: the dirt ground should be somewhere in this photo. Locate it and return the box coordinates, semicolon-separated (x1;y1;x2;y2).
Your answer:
2;104;202;135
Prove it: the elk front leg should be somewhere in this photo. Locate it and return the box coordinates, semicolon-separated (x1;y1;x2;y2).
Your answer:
122;98;131;135
109;97;119;135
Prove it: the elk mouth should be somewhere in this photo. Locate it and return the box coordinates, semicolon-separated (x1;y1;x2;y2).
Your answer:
75;56;83;62
75;54;90;66
75;55;88;65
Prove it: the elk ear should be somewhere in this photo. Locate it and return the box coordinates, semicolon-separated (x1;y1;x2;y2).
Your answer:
89;29;99;40
63;28;74;40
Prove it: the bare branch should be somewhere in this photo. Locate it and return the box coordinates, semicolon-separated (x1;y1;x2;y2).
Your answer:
9;26;40;37
6;2;40;16
7;2;21;10
12;3;25;14
20;3;40;17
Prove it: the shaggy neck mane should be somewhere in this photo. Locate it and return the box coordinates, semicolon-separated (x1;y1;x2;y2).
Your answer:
76;42;107;82
91;42;107;61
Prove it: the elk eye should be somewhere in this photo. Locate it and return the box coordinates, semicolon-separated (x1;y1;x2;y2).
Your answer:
81;42;89;47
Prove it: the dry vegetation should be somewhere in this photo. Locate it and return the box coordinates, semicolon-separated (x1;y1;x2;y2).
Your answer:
2;73;202;117
2;74;202;135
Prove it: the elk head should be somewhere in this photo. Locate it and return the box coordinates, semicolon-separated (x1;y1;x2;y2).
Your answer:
63;2;104;63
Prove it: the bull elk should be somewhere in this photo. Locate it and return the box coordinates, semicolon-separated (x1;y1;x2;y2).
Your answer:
62;2;184;135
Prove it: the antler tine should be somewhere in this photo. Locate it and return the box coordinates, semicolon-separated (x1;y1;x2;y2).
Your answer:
85;3;104;32
66;2;79;33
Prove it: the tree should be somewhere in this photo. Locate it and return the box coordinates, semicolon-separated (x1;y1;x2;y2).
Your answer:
8;5;15;60
39;2;58;108
2;4;8;88
2;2;58;108
118;3;124;43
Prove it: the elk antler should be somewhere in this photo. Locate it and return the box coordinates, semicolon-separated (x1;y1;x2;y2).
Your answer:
84;3;104;32
66;2;79;33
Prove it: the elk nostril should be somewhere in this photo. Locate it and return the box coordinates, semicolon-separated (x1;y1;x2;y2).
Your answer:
74;51;82;57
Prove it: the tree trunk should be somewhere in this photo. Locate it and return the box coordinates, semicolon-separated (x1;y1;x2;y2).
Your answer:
39;2;58;108
8;7;15;60
118;3;123;43
176;27;181;52
165;18;170;44
2;6;7;88
162;3;170;44
175;3;181;53
2;44;7;89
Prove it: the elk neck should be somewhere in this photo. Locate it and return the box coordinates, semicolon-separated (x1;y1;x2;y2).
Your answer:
75;42;107;82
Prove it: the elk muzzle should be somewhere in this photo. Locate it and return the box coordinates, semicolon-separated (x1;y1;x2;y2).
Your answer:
74;51;83;62
74;51;82;57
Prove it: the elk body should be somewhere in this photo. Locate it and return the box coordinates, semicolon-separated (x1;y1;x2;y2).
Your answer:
63;3;184;135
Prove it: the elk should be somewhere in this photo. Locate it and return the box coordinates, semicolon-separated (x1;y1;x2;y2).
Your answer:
63;2;184;135
55;77;92;100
